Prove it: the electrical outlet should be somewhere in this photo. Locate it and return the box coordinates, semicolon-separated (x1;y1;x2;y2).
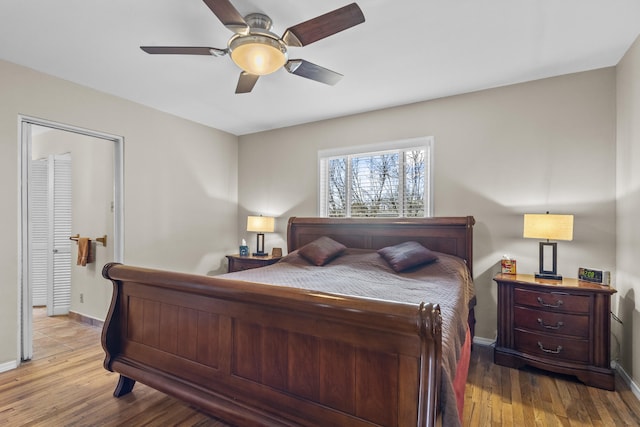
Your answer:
80;293;84;303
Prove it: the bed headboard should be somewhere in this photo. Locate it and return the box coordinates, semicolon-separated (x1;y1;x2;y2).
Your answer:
287;216;475;275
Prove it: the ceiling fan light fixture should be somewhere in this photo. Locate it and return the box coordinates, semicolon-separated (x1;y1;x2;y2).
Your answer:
141;3;366;93
229;35;287;76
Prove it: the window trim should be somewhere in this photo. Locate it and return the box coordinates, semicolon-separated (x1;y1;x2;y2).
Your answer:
318;136;434;217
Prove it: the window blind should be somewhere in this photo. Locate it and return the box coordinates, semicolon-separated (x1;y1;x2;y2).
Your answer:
319;138;432;218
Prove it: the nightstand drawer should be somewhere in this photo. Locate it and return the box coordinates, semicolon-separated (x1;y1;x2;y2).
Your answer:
514;329;589;364
514;288;590;314
514;306;589;338
226;254;281;273
232;260;256;271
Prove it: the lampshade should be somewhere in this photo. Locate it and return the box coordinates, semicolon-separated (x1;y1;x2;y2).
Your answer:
230;35;287;76
247;215;275;233
523;214;574;241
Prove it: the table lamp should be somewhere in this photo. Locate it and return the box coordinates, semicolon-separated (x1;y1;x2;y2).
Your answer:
523;212;573;280
247;215;275;256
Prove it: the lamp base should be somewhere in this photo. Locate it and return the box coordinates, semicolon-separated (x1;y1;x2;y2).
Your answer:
535;272;563;281
252;251;268;257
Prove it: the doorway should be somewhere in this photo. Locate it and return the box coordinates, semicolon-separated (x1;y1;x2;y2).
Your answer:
19;116;124;361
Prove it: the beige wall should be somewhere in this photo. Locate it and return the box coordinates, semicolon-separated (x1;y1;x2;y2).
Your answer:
616;35;640;386
0;59;238;368
239;68;617;346
0;51;631;389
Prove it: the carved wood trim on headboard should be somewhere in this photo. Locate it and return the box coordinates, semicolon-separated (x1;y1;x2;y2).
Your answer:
287;216;475;276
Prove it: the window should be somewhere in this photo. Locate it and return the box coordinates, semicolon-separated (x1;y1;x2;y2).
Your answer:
319;137;433;217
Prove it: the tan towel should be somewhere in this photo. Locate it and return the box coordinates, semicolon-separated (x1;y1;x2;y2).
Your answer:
88;241;95;264
77;237;91;266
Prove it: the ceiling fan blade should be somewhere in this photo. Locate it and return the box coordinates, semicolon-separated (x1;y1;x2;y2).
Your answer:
285;60;343;86
235;72;259;94
140;46;227;56
281;3;365;47
202;0;249;34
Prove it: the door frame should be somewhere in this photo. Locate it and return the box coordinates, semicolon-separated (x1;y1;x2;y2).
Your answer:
18;115;124;361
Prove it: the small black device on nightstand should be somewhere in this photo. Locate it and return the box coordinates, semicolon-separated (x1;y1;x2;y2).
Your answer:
578;267;610;285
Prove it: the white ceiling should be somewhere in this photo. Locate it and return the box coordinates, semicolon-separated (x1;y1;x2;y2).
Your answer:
1;1;639;136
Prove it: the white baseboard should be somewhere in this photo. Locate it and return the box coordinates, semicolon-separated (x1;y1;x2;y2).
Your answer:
0;359;18;373
472;336;495;347
614;361;640;401
68;310;104;327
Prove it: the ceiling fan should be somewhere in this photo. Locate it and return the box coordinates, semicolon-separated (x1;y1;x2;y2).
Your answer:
141;0;365;94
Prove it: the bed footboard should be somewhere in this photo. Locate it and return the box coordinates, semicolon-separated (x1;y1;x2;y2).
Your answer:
101;263;443;427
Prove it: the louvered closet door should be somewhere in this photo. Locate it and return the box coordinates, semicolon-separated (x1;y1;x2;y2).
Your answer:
30;159;49;306
47;153;72;316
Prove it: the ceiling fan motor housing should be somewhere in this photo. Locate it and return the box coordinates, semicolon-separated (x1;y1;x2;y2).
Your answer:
244;13;273;31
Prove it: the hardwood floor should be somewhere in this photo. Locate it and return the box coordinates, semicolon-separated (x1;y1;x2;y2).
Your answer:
0;308;226;426
465;345;640;426
1;309;639;426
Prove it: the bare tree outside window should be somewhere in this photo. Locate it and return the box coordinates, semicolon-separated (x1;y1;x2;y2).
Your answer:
323;144;429;218
351;153;399;217
405;150;425;217
328;158;346;217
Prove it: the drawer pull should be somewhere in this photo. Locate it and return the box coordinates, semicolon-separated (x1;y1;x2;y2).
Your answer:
537;318;564;330
537;296;563;308
537;341;563;354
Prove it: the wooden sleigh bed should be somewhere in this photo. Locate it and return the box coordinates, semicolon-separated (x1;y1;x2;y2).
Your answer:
101;216;475;427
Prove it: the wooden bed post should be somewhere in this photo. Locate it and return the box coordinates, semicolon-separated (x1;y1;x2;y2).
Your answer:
113;375;136;397
417;302;443;427
101;262;136;396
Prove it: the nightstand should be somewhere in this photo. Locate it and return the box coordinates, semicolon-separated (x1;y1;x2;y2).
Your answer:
493;273;616;390
226;254;281;273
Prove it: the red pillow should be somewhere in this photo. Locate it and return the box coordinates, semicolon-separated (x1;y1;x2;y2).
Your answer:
298;236;346;266
378;241;438;272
